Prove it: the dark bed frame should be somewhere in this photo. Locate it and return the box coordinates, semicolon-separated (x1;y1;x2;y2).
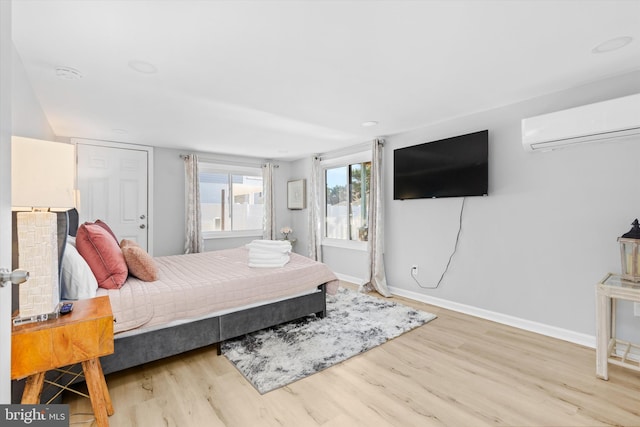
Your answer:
101;284;326;374
11;209;328;403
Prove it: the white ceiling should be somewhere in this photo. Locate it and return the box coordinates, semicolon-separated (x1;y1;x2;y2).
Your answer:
11;0;640;160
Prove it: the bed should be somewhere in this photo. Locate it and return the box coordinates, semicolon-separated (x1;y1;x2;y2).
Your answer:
11;210;339;402
98;246;339;374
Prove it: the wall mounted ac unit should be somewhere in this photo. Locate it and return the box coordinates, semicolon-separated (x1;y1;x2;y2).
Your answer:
522;93;640;152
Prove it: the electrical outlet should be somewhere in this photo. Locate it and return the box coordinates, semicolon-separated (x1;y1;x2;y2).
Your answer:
634;302;640;317
411;265;418;277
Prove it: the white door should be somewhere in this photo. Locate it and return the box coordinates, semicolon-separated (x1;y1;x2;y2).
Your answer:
0;135;11;404
0;0;12;403
77;143;150;250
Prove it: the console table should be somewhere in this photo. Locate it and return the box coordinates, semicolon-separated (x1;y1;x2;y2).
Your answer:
595;273;640;380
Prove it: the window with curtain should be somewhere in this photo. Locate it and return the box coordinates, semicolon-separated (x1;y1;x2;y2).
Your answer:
199;162;264;237
323;152;371;246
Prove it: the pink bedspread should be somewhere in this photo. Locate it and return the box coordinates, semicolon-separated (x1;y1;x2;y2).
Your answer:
97;247;339;334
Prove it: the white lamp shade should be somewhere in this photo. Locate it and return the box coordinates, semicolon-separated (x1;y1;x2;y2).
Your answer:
11;136;76;209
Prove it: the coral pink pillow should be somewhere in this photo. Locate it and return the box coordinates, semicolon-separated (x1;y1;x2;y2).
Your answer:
120;239;158;282
85;219;118;243
76;223;128;289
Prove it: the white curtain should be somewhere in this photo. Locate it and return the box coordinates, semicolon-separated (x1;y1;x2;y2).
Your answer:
184;154;203;254
262;162;275;240
307;156;323;261
361;139;391;297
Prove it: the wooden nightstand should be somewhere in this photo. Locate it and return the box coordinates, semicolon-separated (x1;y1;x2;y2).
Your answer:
12;296;115;427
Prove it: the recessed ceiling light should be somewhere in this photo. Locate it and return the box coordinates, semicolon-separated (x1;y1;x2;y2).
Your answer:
55;66;83;80
361;121;378;127
592;36;633;54
128;60;158;74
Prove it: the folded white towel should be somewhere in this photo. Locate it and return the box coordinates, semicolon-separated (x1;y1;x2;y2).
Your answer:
248;239;291;249
246;240;291;254
248;256;290;268
250;239;290;246
248;250;289;261
246;240;291;267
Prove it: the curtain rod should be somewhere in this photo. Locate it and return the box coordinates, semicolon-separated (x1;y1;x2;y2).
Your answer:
179;154;278;168
316;138;383;161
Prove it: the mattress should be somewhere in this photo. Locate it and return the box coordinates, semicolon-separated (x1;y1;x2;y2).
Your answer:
97;247;339;334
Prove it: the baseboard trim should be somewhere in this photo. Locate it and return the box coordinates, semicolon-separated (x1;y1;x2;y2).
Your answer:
335;273;366;287
388;286;595;349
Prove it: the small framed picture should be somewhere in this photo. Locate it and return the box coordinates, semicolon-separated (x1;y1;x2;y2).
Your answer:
287;179;306;210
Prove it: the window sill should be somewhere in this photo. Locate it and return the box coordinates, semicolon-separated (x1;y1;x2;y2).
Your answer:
322;238;368;252
203;230;263;240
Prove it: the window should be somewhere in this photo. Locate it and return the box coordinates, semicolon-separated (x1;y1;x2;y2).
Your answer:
324;157;371;243
199;162;264;237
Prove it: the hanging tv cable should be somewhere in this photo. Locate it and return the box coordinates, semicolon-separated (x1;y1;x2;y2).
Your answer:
412;197;466;289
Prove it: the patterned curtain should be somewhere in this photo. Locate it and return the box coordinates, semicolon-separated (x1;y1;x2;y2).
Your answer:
307;156;323;261
262;162;275;240
361;139;391;297
184;154;203;254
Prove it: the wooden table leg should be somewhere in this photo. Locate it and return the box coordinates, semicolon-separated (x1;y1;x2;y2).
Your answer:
21;372;45;404
82;358;110;427
595;288;610;380
96;358;114;416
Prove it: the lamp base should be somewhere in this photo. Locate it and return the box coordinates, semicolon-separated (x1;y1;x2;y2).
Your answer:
621;275;640;283
16;211;61;317
12;307;60;326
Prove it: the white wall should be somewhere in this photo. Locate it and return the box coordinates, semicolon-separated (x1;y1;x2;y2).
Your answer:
322;246;369;285
152;147;294;256
291;70;640;344
384;71;640;343
11;46;55;141
152;147;185;256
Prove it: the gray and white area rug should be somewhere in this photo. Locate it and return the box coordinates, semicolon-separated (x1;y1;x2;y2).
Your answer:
221;287;436;394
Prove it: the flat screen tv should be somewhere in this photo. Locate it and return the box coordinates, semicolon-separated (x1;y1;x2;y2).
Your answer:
393;130;488;200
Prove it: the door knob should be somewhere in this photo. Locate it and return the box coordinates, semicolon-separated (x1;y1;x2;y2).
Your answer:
0;268;29;287
139;224;146;229
140;214;146;220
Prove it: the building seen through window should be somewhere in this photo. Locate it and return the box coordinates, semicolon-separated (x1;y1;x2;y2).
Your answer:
199;167;263;233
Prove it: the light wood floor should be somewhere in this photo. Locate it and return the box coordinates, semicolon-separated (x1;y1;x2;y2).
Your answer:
65;284;640;426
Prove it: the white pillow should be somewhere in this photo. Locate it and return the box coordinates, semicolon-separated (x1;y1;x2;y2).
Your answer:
60;242;99;300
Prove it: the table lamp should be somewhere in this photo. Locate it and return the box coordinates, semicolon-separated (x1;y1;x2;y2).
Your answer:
11;136;76;322
618;219;640;283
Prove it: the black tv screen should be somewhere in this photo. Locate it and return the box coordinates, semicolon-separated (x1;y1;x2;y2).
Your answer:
394;130;488;200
